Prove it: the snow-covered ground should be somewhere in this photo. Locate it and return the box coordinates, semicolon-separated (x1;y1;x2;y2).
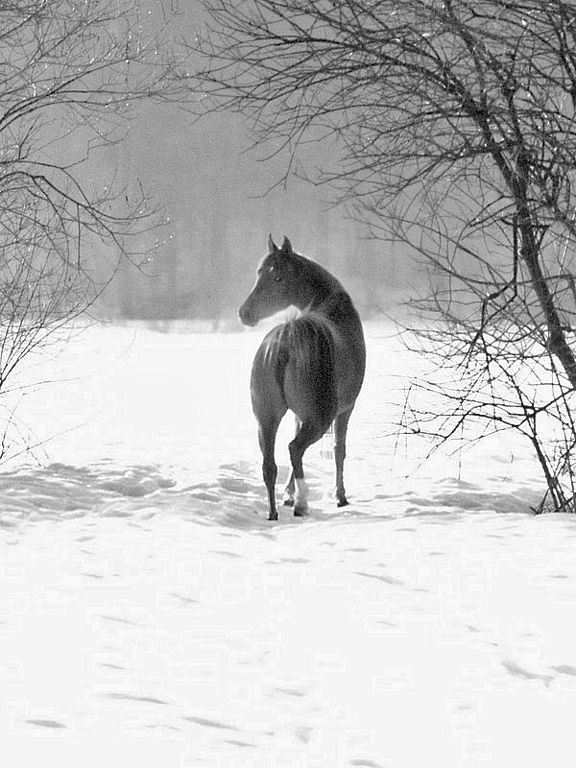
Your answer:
2;321;576;768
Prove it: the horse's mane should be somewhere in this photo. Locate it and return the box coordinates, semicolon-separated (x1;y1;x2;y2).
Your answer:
293;251;344;290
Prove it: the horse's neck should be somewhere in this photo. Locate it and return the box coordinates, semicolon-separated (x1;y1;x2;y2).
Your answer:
297;259;341;311
295;256;362;332
312;289;360;326
303;284;362;339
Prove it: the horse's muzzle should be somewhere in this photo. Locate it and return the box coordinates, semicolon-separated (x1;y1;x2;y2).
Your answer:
239;303;256;326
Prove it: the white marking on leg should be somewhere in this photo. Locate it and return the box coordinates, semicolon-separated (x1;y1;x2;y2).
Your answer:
294;477;309;513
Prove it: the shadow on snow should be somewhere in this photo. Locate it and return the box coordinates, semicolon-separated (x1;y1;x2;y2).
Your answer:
0;458;546;533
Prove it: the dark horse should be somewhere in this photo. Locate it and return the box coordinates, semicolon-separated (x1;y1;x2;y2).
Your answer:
239;236;366;521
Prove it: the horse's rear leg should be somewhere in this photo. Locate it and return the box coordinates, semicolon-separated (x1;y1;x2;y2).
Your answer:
283;416;300;507
288;420;326;516
258;419;281;521
283;471;295;507
334;408;353;507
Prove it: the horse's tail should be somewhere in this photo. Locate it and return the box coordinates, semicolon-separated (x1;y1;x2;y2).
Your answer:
274;316;337;428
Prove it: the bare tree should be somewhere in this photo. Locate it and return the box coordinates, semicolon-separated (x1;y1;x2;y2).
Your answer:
192;0;576;511
0;1;193;455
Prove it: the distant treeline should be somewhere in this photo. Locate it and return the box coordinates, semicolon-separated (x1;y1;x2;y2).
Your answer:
98;210;406;323
92;109;409;323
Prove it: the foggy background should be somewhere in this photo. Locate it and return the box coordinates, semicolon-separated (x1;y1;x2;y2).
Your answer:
89;103;412;326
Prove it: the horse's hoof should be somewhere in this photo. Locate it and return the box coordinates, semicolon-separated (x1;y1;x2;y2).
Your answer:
268;512;278;521
283;497;294;507
293;505;308;517
336;498;349;508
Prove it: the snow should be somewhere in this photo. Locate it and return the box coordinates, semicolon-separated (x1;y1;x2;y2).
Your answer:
2;321;576;767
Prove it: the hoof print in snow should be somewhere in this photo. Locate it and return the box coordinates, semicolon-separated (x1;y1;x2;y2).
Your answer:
502;658;553;686
551;664;576;677
183;715;239;732
294;726;313;744
26;719;67;729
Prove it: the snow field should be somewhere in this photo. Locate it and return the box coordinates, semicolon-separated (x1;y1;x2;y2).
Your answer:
1;322;576;767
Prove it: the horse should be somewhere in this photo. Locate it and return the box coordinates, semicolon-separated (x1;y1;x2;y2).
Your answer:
239;235;366;521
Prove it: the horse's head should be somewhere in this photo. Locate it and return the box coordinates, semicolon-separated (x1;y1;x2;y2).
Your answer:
239;235;303;326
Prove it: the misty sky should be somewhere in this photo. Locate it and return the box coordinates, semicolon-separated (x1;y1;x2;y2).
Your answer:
100;89;410;322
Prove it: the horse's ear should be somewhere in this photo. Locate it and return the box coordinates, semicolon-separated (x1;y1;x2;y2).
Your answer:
267;234;278;252
280;236;293;256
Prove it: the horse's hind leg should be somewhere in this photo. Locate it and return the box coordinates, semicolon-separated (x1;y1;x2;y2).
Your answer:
283;416;300;507
288;420;326;516
283;471;295;507
258;418;282;521
334;408;353;507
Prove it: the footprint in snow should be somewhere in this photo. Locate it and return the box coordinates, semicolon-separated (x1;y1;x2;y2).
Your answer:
100;614;142;627
294;726;313;744
26;719;67;729
103;693;170;705
225;739;256;748
272;686;307;698
551;664;576;676
169;592;198;604
211;549;243;559
502;658;553;686
183;715;239;731
355;571;404;586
